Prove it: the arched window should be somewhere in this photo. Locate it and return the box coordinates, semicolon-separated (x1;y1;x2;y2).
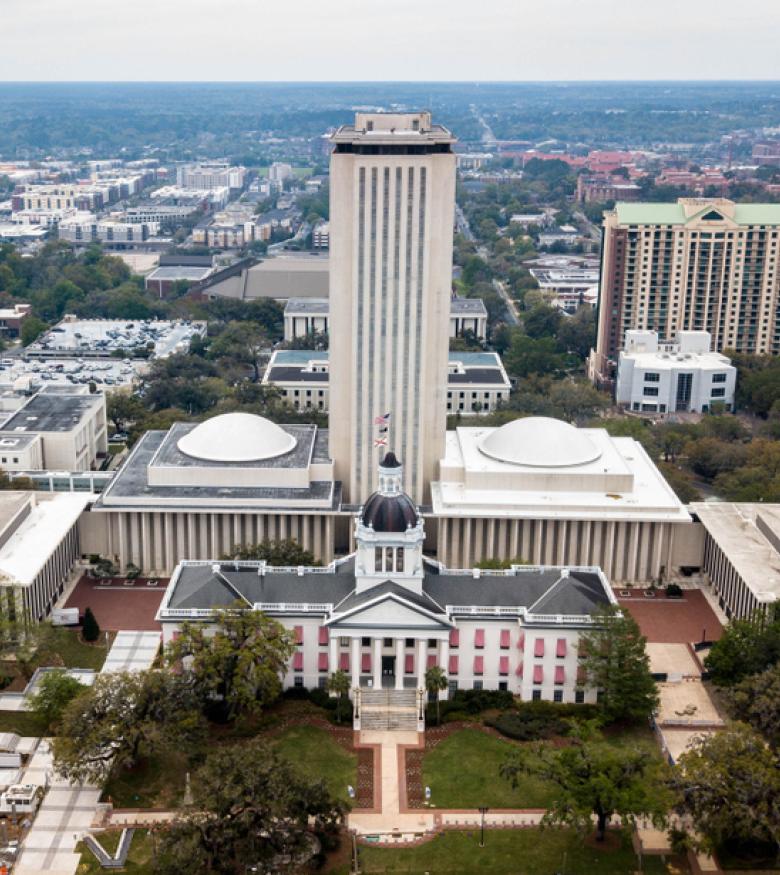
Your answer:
385;547;394;572
375;548;382;572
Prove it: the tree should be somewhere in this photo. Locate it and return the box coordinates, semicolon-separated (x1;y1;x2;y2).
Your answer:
672;724;780;855
704;613;780;686
579;606;658;724
326;670;351;724
424;665;448;725
20;316;47;347
53;670;205;784
156;737;345;875
684;436;747;481
503;333;566;380
166;607;295;720
500;723;671;841
82;606;100;642
208;321;269;382
29;669;86;732
726;662;780;747
223;539;319;566
523;303;562;339
106;391;145;434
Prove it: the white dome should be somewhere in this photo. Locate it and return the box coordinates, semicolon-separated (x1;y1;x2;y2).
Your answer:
478;416;601;468
177;413;297;463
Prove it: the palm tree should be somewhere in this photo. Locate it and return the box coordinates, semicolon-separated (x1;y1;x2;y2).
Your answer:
424;665;448;725
327;670;351;724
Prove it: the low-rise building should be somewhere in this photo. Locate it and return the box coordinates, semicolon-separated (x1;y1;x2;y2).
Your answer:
176;163;245;190
200;255;329;301
0;304;30;338
84;413;341;573
450;297;488;339
145;263;216;298
576;175;641;203
312;221;329;249
0;491;89;622
0;388;107;471
263;350;510;414
156;454;615;704
283;298;329;340
692;502;780;621
616;330;736;414
58;217;154;245
431;416;696;583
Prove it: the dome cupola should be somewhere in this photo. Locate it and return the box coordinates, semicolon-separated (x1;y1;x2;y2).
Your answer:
360;453;419;533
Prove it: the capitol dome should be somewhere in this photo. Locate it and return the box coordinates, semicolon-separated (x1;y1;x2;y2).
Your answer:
177;413;297;463
478;416;602;468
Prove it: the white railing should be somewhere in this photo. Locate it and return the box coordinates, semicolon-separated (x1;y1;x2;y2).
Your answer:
157;607;219;619
525;613;598;625
253;602;332;613
450;605;522;616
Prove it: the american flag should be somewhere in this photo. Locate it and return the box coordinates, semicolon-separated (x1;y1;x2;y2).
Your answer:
374;413;391;425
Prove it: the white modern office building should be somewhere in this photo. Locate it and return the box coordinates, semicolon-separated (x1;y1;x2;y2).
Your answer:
84;413;341;573
0;387;108;471
430;416;696;583
263;350;510;415
282;295;487;343
616;330;736;414
157;455;615;703
328;112;457;503
0;491;89;622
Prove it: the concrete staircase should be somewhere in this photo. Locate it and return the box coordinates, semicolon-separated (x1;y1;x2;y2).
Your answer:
359;688;419;731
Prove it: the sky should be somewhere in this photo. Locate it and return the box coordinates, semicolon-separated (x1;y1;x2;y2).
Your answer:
1;0;778;82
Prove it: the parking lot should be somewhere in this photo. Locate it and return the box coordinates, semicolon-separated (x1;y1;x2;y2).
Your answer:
63;575;167;631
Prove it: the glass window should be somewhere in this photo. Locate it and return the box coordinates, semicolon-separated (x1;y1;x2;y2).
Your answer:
553;690;563;703
473;680;483;691
712;388;726;398
532;689;542;701
294;676;304;688
644;372;660;382
575;690;585;704
498;681;508;691
643;386;659;396
712;373;727;383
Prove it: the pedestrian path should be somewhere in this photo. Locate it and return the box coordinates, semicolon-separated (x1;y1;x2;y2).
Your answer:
347;730;548;844
15;630;161;875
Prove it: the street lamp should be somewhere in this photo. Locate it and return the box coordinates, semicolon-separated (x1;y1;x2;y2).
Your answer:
478;807;488;848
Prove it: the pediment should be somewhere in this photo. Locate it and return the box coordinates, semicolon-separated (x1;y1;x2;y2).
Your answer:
327;593;451;629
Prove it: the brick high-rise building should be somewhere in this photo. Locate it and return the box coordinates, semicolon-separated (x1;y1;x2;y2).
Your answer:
590;198;780;385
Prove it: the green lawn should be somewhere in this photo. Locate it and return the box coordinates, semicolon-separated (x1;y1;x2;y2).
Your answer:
272;724;357;803
355;829;676;874
102;752;188;809
36;628;111;671
77;829;155;874
0;710;49;736
422;729;557;809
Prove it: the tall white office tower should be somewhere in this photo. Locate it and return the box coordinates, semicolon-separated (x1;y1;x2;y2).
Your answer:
328;112;457;504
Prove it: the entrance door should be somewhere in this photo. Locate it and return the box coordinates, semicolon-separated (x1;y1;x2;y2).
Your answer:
381;656;395;688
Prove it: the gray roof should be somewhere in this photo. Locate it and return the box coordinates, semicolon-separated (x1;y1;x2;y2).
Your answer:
334;581;445;616
2;391;102;433
162;558;610;619
97;428;340;510
284;298;329;315
448;368;506;385
168;558;356;610
450;297;487;315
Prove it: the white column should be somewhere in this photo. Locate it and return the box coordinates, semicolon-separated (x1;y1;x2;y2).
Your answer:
416;639;427;687
351;638;361;687
395;638;405;690
439;639;450;700
329;635;339;681
372;638;383;690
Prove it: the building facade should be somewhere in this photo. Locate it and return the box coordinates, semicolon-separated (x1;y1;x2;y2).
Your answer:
431;416;697;583
263;350;510;415
591;198;780;384
157;455;615;704
328;112;457;503
616;330;736;414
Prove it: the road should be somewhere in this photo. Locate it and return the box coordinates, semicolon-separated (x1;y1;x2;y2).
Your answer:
493;278;520;326
470;103;497;148
455;203;475;242
574;209;601;246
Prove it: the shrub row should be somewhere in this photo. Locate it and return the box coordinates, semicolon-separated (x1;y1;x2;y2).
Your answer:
486;701;601;741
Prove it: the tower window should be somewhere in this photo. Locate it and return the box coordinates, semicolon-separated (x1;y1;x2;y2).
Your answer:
396;548;404;572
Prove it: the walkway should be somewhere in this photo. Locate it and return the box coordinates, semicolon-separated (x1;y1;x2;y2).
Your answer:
348;730;547;844
15;630;162;874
